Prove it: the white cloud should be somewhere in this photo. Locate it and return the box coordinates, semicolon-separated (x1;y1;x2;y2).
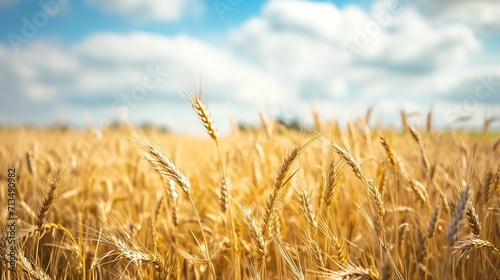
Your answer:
0;32;291;133
71;32;291;104
1;41;78;101
412;0;500;31
1;0;499;133
230;0;481;100
86;0;203;22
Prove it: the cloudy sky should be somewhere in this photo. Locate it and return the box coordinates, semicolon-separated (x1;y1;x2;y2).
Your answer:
1;0;499;135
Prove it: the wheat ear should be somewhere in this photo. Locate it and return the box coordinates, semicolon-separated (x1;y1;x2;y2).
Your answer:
425;206;439;280
409;126;430;178
426;110;432;134
455;237;499;258
183;85;242;277
99;228;165;277
466;200;481;236
297;189;325;272
35;171;64;232
484;168;494;204
380;136;397;169
427;206;439;239
275;239;305;280
18;251;52;280
445;186;471;246
181;87;219;143
261;138;314;243
140;140;213;276
259;111;273;138
298;189;318;233
331;143;385;219
328;264;379;280
238;207;266;271
324;150;341;209
401;110;409;133
460;142;469;172
142;142;191;195
409;179;429;205
443;186;471;278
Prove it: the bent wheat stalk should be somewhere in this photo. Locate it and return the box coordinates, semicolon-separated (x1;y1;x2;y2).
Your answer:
331;143;385;220
182;85;240;278
140;140;214;277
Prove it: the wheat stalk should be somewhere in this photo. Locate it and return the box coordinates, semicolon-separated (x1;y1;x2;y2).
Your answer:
427;206;439;239
167;179;179;227
357;116;371;147
397;221;409;248
466;201;481;236
365;106;374;126
324;150;340;208
140;139;214;277
380;136;397;169
259;111;273;138
18;251;52;280
424;206;439;280
328;264;379;280
332;236;348;267
445;186;471;246
401;110;409;133
409;179;429;205
332;143;385;219
298;189;318;233
308;239;326;272
35;171;65;232
0;222;9;270
297;189;326;272
426;110;432;134
275;239;305;280
238;207;266;270
409;126;430;177
261;138;314;244
460;142;469;173
182;84;241;278
484;168;494;203
220;176;229;213
97;227;166;277
142;142;191;195
417;229;427;263
455;237;499;258
312;107;323;133
182;88;219;143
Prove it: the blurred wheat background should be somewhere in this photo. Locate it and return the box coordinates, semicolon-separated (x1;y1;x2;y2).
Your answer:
1;102;499;279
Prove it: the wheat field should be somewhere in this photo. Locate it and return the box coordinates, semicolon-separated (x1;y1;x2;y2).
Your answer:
1;101;499;279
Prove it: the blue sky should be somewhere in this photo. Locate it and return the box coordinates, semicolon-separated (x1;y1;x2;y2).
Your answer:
1;0;500;134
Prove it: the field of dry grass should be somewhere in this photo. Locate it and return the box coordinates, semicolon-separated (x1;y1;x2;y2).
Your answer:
1;104;500;279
